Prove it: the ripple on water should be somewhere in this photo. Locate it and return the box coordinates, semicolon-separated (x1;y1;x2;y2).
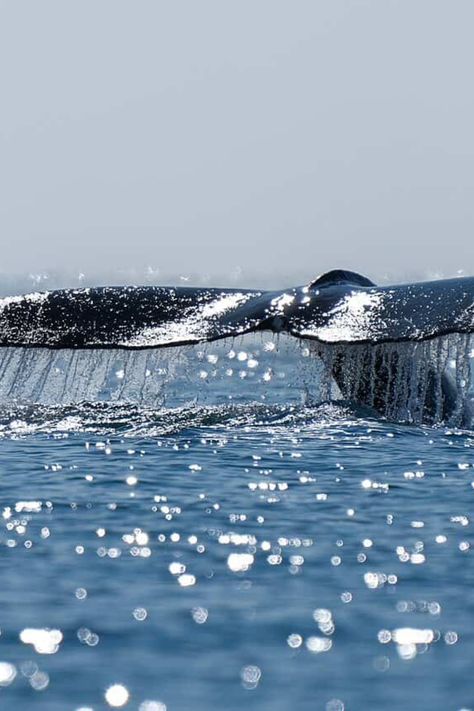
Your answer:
0;384;473;709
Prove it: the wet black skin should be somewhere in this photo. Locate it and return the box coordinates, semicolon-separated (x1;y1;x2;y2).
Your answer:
0;269;472;423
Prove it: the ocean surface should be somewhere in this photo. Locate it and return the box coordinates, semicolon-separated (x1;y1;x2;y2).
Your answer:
0;332;473;711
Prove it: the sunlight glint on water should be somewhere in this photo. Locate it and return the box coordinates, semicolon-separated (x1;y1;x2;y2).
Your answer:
0;333;473;710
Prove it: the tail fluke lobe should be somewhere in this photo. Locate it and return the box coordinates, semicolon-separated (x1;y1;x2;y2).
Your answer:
288;276;474;345
0;286;269;349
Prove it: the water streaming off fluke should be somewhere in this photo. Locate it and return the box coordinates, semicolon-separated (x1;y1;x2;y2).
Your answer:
0;333;471;427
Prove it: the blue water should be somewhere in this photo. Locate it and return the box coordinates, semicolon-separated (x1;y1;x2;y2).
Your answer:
0;337;473;710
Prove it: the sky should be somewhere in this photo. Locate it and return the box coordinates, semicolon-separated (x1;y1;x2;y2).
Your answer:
1;0;474;287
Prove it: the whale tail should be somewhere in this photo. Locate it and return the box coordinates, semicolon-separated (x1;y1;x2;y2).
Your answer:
0;271;473;423
1;271;473;349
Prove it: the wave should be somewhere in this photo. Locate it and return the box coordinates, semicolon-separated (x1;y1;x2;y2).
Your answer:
1;398;471;441
0;401;364;438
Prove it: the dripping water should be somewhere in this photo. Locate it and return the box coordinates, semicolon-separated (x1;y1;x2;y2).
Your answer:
0;333;472;426
311;333;474;426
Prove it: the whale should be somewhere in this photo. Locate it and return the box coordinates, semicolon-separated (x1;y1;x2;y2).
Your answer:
1;269;473;423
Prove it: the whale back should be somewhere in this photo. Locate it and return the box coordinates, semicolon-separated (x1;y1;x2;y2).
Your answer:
309;269;376;288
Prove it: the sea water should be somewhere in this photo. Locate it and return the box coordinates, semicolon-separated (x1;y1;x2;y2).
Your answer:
0;334;473;711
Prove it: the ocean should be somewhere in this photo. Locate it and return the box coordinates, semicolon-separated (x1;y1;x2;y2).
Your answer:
0;329;473;711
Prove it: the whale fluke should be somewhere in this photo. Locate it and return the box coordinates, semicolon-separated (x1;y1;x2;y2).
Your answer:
1;272;473;349
0;271;473;424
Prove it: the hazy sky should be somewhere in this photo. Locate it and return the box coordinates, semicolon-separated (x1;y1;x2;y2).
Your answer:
1;0;474;286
